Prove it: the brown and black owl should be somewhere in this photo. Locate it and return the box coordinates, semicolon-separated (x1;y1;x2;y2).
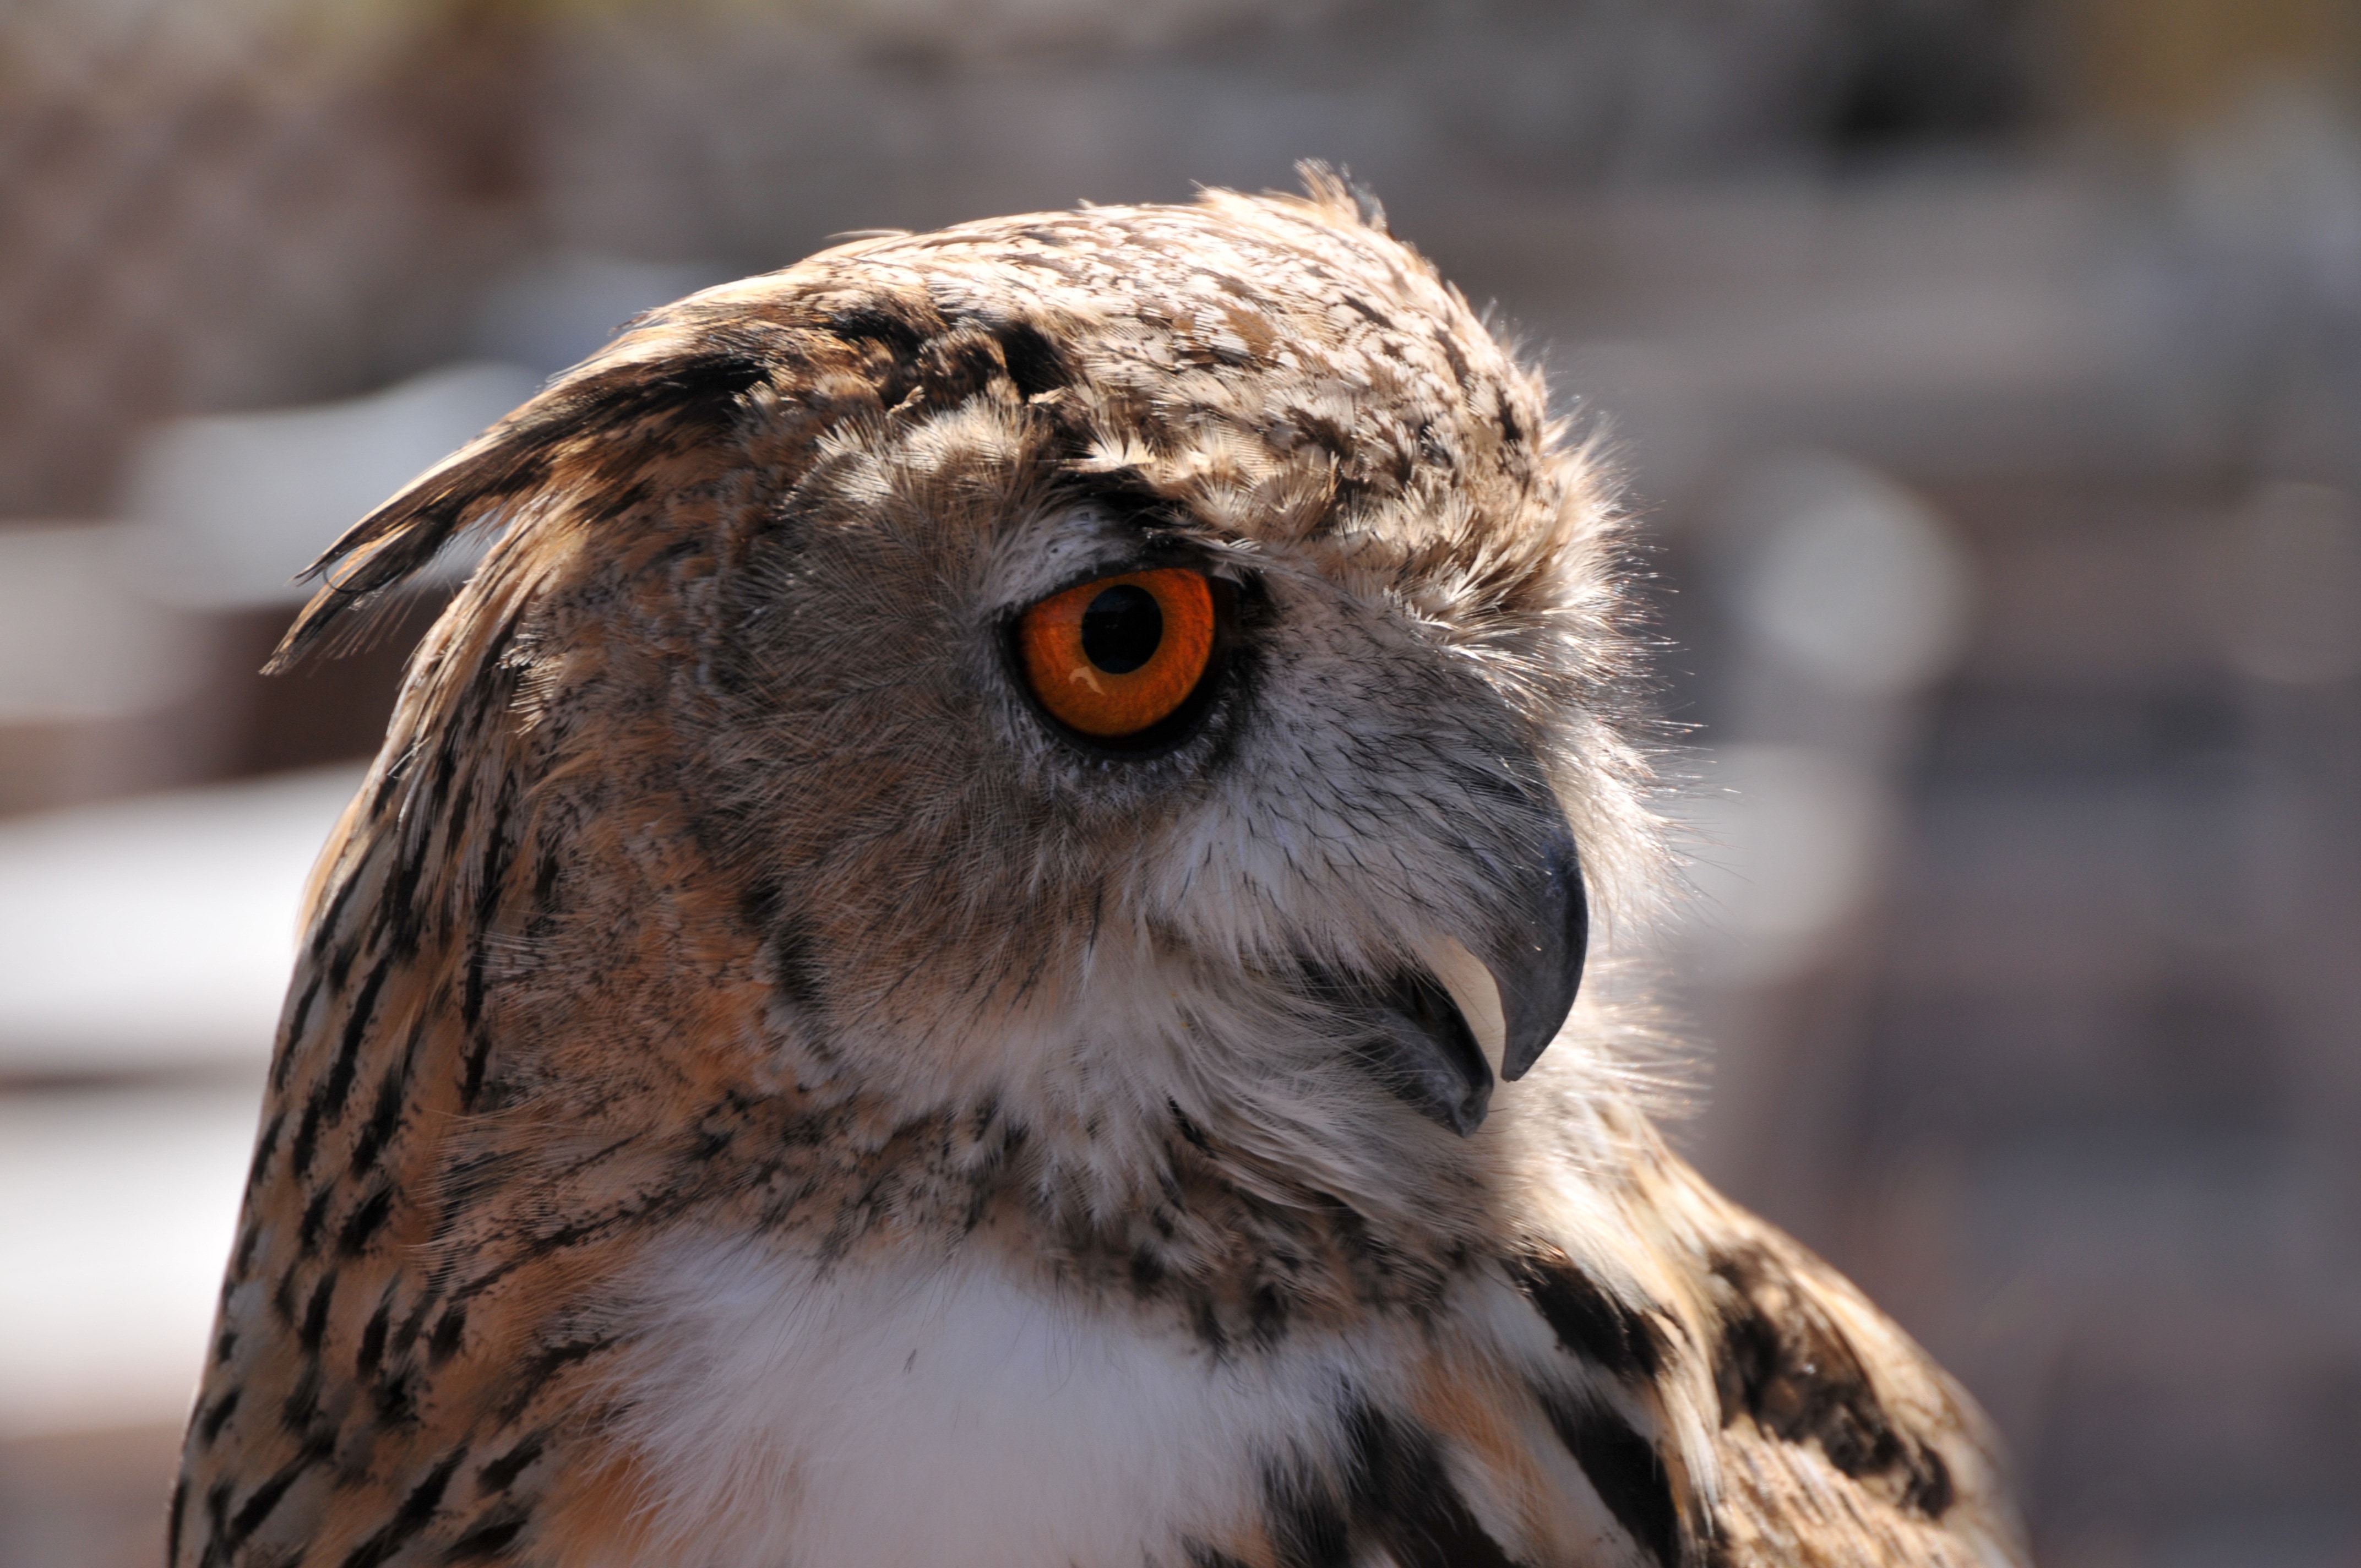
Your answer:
172;171;2025;1568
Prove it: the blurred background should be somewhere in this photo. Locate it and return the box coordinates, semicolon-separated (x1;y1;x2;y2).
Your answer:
2;1;2358;1563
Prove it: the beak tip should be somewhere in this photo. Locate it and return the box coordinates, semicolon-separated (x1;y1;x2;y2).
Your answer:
1495;1043;1541;1084
1482;827;1588;1085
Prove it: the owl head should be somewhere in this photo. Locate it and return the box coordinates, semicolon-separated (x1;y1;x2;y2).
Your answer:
281;170;1659;1210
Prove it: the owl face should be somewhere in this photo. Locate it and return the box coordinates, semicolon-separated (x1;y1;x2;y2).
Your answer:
284;178;1644;1167
697;407;1587;1150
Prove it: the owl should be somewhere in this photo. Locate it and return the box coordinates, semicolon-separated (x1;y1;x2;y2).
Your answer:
170;170;2026;1567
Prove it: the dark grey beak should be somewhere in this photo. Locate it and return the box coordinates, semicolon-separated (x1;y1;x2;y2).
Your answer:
1319;817;1588;1135
1486;818;1588;1082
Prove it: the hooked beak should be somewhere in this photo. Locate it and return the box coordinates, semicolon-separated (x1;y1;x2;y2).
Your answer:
1476;815;1589;1084
1320;817;1588;1136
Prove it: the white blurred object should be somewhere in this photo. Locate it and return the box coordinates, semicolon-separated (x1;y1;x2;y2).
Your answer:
471;252;732;377
0;765;365;1076
0;522;200;723
1673;743;1895;983
1718;450;1974;698
0;1084;256;1435
122;362;539;611
2196;482;2361;686
1680;454;1968;980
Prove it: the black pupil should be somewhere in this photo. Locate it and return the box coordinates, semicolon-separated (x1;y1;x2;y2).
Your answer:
1079;584;1163;674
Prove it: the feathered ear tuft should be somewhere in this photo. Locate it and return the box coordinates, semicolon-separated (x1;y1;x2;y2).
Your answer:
266;338;774;673
264;416;553;672
1288;160;1389;236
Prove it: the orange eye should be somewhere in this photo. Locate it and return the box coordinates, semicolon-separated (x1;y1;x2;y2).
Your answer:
1018;568;1217;740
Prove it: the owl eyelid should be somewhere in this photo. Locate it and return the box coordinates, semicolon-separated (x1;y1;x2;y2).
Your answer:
1018;549;1238;612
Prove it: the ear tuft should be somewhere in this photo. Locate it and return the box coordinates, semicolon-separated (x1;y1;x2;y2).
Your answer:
1291;160;1389;235
264;423;545;673
265;343;771;674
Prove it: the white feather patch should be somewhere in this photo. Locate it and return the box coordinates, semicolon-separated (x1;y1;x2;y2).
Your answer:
610;1236;1407;1567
